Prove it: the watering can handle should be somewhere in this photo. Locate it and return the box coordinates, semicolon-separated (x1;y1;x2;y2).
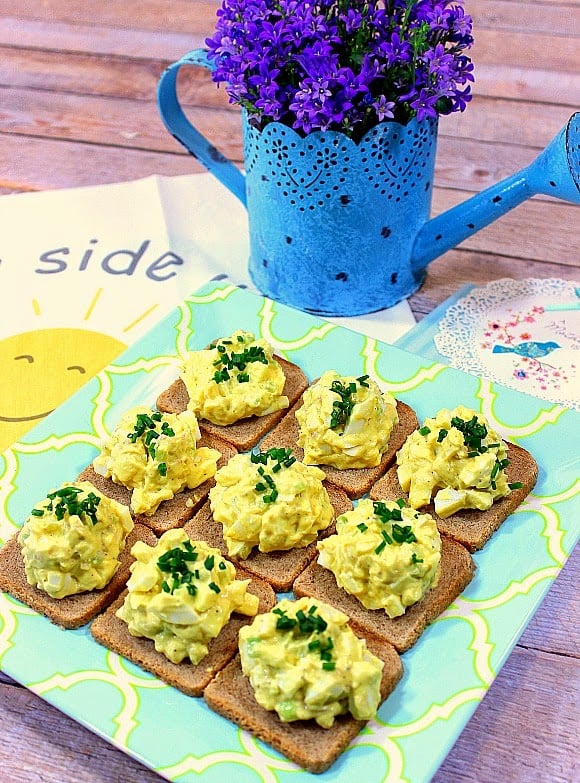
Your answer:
157;49;247;205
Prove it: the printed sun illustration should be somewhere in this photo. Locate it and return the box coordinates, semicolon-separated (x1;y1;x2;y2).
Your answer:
0;328;126;451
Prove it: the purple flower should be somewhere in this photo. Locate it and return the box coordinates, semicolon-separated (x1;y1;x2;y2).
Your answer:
410;89;440;121
373;95;396;121
205;0;475;136
378;32;413;66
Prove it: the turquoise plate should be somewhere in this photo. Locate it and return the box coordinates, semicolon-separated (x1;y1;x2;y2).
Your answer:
1;281;578;783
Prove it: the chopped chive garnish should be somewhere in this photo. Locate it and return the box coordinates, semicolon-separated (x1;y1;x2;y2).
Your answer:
252;448;295;504
37;487;101;525
30;509;44;517
375;540;386;554
209;582;221;593
328;376;370;430
373;501;402;524
157;542;215;595
508;481;523;490
419;426;431;436
391;523;417;544
322;661;336;671
357;522;368;532
411;553;424;564
211;339;269;384
274;605;335;668
127;410;176;465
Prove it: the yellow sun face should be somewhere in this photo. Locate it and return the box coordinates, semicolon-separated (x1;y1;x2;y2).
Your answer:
0;328;126;451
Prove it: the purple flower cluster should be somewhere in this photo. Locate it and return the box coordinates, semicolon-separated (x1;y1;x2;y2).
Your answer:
206;0;475;138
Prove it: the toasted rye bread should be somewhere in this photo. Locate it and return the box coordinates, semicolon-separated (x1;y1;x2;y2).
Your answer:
0;524;156;629
91;568;276;698
184;484;352;592
260;397;419;499
156;356;309;451
293;536;476;653
204;635;403;774
370;441;538;552
77;433;237;536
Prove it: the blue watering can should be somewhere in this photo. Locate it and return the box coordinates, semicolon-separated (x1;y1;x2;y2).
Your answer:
158;50;580;316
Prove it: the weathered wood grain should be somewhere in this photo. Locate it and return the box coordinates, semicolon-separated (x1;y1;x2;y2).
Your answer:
432;645;579;783
0;134;205;192
0;0;577;38
409;249;580;318
2;46;578;108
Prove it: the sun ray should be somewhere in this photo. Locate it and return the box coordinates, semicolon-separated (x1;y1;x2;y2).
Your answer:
122;303;159;333
84;288;103;321
32;299;41;316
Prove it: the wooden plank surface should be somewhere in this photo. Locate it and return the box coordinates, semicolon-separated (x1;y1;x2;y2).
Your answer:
0;1;578;782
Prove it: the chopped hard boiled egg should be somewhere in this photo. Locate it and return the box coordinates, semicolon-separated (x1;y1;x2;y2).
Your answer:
18;481;134;599
209;447;333;559
92;406;220;515
239;596;384;728
180;330;289;425
116;529;259;664
296;370;398;469
317;498;441;618
396;406;512;517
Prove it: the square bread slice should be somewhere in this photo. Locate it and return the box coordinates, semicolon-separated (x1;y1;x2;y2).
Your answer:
204;635;403;774
293;536;476;653
370;441;538;552
156;356;309;451
77;432;237;536
0;524;157;629
184;484;352;592
260;397;419;499
91;569;276;698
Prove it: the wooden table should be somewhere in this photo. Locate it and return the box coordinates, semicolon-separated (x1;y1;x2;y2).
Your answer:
0;2;578;782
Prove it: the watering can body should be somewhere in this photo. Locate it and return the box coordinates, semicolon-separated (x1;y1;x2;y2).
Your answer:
158;49;580;316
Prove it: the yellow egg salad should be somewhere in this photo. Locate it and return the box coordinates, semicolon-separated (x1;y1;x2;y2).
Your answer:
93;406;220;516
180;330;289;426
295;370;398;469
209;447;333;559
116;529;259;664
317;499;441;618
18;481;134;599
239;596;384;728
396;406;518;518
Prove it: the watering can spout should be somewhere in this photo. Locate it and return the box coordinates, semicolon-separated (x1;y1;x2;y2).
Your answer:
411;112;580;273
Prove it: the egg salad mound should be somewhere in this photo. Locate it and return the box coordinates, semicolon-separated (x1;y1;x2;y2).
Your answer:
180;330;289;426
317;499;441;618
209;448;334;559
93;406;220;516
18;481;134;599
396;406;514;518
239;596;384;728
116;529;259;665
295;370;398;469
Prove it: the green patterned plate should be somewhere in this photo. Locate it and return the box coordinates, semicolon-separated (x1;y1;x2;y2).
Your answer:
1;281;578;783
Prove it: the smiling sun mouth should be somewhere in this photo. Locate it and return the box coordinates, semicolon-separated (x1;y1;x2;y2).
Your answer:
0;409;55;423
